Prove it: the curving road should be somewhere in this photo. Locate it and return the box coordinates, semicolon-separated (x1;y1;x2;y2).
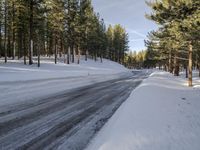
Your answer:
0;71;149;150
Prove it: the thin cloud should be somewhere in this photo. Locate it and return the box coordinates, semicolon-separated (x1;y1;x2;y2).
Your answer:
130;38;145;42
128;29;147;38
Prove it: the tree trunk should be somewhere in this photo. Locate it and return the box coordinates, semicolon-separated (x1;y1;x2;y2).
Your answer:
12;2;15;60
199;63;200;78
70;46;72;62
164;65;167;71
49;34;53;56
185;65;188;78
64;44;66;64
38;51;40;67
0;20;2;57
55;39;57;64
169;50;172;73
60;37;63;58
67;47;70;64
13;41;16;60
18;30;22;59
85;49;88;61
77;47;80;64
72;45;75;63
173;52;179;76
95;50;97;62
4;0;7;63
188;43;193;87
29;0;33;65
159;63;161;70
38;43;40;67
195;54;198;70
198;63;200;78
7;27;11;57
23;32;26;65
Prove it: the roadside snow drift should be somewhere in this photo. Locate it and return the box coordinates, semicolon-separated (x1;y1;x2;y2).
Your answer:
86;71;200;150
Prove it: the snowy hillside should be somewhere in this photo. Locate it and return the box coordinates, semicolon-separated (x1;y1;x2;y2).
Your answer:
86;71;200;150
0;57;128;82
0;57;130;107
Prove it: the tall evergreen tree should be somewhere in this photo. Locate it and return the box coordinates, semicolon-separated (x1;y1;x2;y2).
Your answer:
146;0;200;86
0;0;130;68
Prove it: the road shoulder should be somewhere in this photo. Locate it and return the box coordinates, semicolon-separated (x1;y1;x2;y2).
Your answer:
86;71;200;150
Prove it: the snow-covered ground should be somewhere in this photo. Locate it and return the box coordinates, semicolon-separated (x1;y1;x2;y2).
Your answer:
0;57;130;107
86;71;200;150
0;57;127;82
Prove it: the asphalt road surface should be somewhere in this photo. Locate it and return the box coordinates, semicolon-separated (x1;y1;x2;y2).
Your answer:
0;71;149;150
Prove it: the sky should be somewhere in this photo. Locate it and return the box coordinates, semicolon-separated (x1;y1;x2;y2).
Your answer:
92;0;158;52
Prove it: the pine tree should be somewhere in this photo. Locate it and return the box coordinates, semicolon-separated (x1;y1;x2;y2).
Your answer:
0;0;130;68
146;0;200;86
45;0;64;64
0;0;3;57
106;25;113;60
79;0;93;61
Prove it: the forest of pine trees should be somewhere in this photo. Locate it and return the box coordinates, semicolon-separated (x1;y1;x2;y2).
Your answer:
124;50;147;69
145;0;200;86
0;0;129;66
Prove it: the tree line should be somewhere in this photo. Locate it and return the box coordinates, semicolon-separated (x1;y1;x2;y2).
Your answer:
145;0;200;86
124;50;147;69
0;0;129;66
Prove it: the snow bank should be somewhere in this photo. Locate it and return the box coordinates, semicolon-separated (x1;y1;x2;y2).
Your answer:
0;57;128;82
86;71;200;150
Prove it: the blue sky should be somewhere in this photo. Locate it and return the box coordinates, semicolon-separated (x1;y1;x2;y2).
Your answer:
92;0;158;51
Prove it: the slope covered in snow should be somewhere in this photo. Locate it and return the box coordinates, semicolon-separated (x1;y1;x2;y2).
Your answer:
0;57;127;82
86;71;200;150
0;57;130;107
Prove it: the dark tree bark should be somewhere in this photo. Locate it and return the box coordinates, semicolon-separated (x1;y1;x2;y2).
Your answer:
54;37;57;64
7;28;11;57
185;65;188;78
72;45;75;63
18;29;22;59
63;41;66;64
188;42;193;87
77;46;80;64
49;33;53;56
173;51;179;76
0;6;1;57
4;0;7;63
100;52;103;63
67;47;70;64
29;0;33;65
95;50;97;62
85;49;88;61
23;31;26;65
198;63;200;78
12;2;15;60
60;36;63;58
168;50;173;73
199;63;200;78
37;42;40;67
85;28;88;61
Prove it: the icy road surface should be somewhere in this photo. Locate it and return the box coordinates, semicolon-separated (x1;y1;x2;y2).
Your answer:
0;71;149;150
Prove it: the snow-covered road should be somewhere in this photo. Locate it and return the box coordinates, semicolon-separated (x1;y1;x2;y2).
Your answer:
0;71;149;150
